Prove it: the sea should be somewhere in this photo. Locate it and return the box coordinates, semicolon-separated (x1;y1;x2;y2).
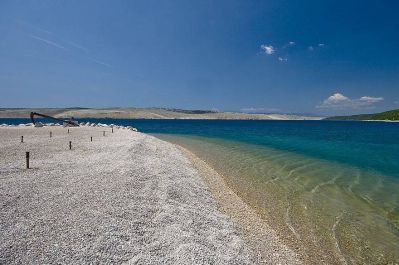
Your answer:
2;118;399;263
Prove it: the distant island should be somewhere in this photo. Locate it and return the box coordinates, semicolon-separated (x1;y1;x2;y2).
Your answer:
3;107;399;121
325;108;399;121
0;107;322;120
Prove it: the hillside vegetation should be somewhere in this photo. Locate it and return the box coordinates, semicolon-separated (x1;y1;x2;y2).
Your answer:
326;109;399;121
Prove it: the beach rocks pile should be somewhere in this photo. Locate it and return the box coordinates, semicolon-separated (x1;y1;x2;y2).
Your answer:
1;123;33;127
0;122;138;131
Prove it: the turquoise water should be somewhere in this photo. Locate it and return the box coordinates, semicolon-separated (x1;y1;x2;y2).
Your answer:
131;119;399;178
2;119;399;263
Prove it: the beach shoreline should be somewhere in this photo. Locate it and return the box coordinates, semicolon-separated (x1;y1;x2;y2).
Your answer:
174;144;303;264
0;125;254;264
150;133;375;265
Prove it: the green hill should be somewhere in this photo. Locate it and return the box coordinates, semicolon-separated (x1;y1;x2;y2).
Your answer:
326;109;399;121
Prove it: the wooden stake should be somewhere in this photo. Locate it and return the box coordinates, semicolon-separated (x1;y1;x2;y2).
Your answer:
68;128;70;134
91;136;93;142
103;131;105;136
50;131;52;138
69;141;72;150
112;127;113;133
21;136;24;143
26;152;30;169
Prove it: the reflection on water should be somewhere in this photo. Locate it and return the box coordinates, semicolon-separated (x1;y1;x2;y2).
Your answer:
155;134;399;264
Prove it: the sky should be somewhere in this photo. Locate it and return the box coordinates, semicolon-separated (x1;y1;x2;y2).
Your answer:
0;0;399;116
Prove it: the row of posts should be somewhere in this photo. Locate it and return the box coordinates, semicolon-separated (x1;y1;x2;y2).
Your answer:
22;127;112;169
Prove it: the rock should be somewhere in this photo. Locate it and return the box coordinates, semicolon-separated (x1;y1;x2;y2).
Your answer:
34;122;44;127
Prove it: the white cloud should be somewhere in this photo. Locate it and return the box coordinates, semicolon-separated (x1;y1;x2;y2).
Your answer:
324;93;349;104
317;93;384;109
260;44;275;55
278;57;288;62
359;96;384;104
289;41;295;46
308;46;314;51
318;43;325;47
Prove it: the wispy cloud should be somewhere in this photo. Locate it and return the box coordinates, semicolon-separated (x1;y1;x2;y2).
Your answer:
17;20;52;35
89;58;112;68
308;43;326;51
30;35;65;49
22;21;113;70
283;41;296;49
67;41;89;52
259;40;326;62
260;44;275;55
317;93;384;109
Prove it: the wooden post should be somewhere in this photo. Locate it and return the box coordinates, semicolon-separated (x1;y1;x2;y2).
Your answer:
50;131;52;138
103;131;105;136
26;152;30;169
69;141;72;150
91;136;93;142
112;127;113;133
68;128;70;134
21;136;24;143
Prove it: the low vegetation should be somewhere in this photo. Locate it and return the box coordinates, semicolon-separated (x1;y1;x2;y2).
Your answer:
326;109;399;121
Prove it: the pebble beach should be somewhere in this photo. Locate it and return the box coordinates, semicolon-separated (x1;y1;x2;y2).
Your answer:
0;124;300;264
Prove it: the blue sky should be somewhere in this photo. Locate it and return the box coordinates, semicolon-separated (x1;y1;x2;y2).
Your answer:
0;0;398;115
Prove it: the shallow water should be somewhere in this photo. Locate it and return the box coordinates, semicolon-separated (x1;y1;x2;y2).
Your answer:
2;119;399;263
154;134;399;264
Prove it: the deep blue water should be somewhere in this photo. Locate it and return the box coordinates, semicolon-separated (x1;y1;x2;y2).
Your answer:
2;118;399;177
3;118;398;178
